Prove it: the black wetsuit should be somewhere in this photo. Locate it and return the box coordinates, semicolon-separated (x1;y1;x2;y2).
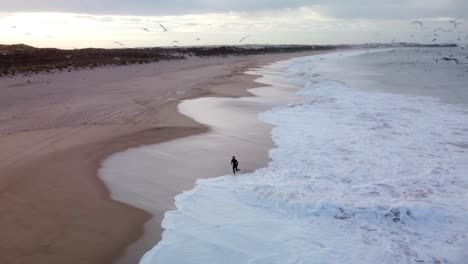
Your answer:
231;158;239;174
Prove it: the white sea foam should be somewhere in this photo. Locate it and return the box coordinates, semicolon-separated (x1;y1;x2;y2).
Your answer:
140;50;468;264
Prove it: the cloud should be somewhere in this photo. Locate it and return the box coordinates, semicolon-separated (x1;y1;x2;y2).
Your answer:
1;0;467;19
315;0;468;19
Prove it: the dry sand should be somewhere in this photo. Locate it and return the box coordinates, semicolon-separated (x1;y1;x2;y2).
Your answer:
0;51;319;264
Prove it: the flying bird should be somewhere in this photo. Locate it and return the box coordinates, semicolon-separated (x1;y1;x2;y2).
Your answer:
11;26;16;29
172;40;180;44
432;38;437;42
196;37;200;41
142;28;150;32
114;41;125;46
449;20;462;28
411;21;424;27
239;35;250;43
433;27;444;33
159;23;168;32
439;57;460;64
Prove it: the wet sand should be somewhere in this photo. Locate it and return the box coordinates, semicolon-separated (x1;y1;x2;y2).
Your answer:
0;51;321;264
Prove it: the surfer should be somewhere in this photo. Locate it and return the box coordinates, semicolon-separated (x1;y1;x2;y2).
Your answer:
231;156;240;174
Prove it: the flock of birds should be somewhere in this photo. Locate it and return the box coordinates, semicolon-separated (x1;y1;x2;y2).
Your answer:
410;18;467;43
7;18;467;50
409;18;467;65
9;21;252;48
115;19;467;48
111;23;250;47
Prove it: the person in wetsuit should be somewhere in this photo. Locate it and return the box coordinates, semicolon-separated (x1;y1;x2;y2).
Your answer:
231;156;240;174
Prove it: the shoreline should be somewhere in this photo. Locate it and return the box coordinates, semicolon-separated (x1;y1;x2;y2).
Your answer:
101;56;307;264
0;51;323;264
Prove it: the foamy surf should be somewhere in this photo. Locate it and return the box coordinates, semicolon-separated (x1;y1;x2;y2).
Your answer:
141;49;468;264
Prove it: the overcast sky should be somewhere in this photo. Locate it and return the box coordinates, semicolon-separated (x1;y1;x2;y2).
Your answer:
0;1;466;48
2;0;468;18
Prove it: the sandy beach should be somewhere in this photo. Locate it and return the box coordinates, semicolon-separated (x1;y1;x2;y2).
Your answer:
0;51;322;264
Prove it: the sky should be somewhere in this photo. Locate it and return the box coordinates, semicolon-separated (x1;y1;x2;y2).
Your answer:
0;1;467;49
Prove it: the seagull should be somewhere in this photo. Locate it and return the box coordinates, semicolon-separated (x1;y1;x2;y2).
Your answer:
440;57;460;64
239;35;250;43
172;40;180;44
142;28;150;32
449;20;462;28
114;41;125;46
159;23;168;32
411;21;424;27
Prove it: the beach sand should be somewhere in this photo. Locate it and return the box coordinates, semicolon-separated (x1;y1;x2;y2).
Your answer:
0;51;321;264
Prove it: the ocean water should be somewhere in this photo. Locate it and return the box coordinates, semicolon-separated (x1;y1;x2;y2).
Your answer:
311;48;468;106
140;49;468;264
